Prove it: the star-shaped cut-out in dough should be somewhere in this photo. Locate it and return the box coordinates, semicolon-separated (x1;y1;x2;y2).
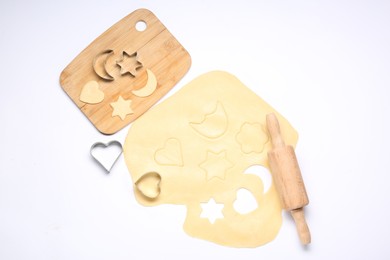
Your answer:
110;96;134;120
200;198;224;224
199;150;233;180
116;51;143;77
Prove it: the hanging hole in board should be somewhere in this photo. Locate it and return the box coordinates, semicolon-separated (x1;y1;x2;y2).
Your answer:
135;20;147;32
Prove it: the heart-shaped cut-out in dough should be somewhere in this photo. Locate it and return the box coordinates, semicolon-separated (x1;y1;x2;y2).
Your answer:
80;81;105;104
154;138;183;166
135;172;161;199
233;188;258;214
90;141;122;172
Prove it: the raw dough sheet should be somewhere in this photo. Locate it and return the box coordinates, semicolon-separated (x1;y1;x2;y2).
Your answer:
124;71;298;247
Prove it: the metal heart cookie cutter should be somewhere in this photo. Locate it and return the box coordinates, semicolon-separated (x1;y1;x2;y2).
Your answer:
90;140;123;173
134;172;162;200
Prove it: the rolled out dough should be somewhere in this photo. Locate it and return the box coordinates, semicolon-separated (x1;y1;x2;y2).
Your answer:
124;71;298;247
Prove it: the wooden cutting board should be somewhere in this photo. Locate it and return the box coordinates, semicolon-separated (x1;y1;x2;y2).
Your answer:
60;9;191;134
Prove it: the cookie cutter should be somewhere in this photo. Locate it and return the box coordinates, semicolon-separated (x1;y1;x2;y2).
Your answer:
90;140;123;173
134;171;161;200
93;49;115;81
116;51;143;77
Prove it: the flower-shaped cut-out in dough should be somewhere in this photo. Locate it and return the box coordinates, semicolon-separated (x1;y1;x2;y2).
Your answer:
236;123;268;154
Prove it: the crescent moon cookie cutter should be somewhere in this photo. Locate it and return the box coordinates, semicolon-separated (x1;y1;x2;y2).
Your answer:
93;49;115;81
90;140;123;173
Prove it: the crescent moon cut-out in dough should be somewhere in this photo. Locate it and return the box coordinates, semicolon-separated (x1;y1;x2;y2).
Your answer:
132;69;157;97
93;49;115;81
190;102;228;139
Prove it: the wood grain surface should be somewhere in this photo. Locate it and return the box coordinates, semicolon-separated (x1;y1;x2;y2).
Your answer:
60;9;191;134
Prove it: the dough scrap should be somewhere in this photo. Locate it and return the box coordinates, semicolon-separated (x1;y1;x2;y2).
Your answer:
79;81;104;104
124;71;298;247
110;96;134;120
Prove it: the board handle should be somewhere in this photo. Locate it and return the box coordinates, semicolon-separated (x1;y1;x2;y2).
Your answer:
291;208;311;245
266;113;285;148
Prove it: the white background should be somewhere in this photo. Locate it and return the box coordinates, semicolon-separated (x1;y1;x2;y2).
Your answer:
1;0;389;259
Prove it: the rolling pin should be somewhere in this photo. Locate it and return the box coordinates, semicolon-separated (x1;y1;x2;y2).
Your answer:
266;113;311;245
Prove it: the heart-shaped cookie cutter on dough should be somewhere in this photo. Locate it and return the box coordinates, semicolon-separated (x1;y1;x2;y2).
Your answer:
134;172;162;199
90;140;123;173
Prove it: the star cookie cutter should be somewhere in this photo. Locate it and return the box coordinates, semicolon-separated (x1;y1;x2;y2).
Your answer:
116;51;143;77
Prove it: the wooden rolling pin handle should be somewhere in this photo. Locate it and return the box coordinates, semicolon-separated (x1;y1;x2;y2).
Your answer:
266;113;311;245
266;113;285;148
291;208;311;245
